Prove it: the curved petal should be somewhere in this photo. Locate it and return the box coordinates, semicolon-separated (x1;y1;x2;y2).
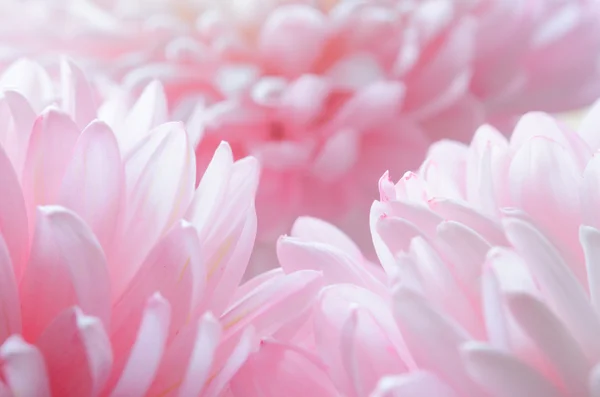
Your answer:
0;144;28;280
507;292;589;396
112;122;195;297
370;372;458;397
0;335;50;397
111;221;199;344
20;206;111;341
58;120;124;253
392;287;481;395
504;217;600;362
109;294;171;397
462;342;563;397
0;234;21;343
37;307;113;397
230;339;337;397
291;217;363;260
60;59;97;130
21;109;80;231
147;313;222;397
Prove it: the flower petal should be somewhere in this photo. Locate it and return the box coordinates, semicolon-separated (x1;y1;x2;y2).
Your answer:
58;120;124;253
0;144;28;280
21;109;80;229
113;122;195;296
392;287;481;395
504;217;600;362
370;372;458;397
0;335;50;397
0;234;20;343
37;307;113;397
507;292;589;396
60;59;96;130
462;342;563;397
109;293;171;397
21;206;111;340
230;339;337;397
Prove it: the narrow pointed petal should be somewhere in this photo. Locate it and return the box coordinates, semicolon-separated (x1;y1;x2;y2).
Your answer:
58;121;124;252
109;294;171;397
20;206;111;340
462;342;563;397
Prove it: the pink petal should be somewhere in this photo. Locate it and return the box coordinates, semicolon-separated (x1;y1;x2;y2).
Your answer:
375;216;426;257
340;308;406;397
290;216;363;260
204;156;259;244
462;342;563;397
316;284;413;396
221;270;323;340
113;122;195;297
230;339;337;397
508;136;583;280
404;19;474;118
21;109;80;230
258;5;328;77
111;221;199;345
577;97;600;151
581;226;600;309
428;197;508;246
203;326;255;397
0;234;20;343
481;269;510;350
465;124;510;217
334;81;405;133
507;292;589;396
185;141;233;240
0;144;28;280
2;90;36;176
277;235;384;292
37;307;113;397
147;313;222;397
392;287;481;395
311;129;360;182
280;75;331;127
60;59;96;130
590;363;600;397
504;217;600;362
234;268;285;303
202;206;257;317
109;293;171;397
0;335;50;397
404;237;481;338
58;121;124;253
371;372;458;397
510;112;591;168
116;80;168;154
0;59;54;112
582;154;600;230
21;206;111;341
434;220;491;299
177;313;222;397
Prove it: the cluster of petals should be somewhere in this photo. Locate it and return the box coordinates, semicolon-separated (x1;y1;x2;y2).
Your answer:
0;59;326;396
272;100;600;396
2;0;600;257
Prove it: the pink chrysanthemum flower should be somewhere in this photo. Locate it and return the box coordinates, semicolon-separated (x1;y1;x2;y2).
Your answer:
0;59;325;396
273;101;600;396
3;0;600;273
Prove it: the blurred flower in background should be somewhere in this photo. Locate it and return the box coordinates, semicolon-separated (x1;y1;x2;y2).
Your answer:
2;0;599;275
